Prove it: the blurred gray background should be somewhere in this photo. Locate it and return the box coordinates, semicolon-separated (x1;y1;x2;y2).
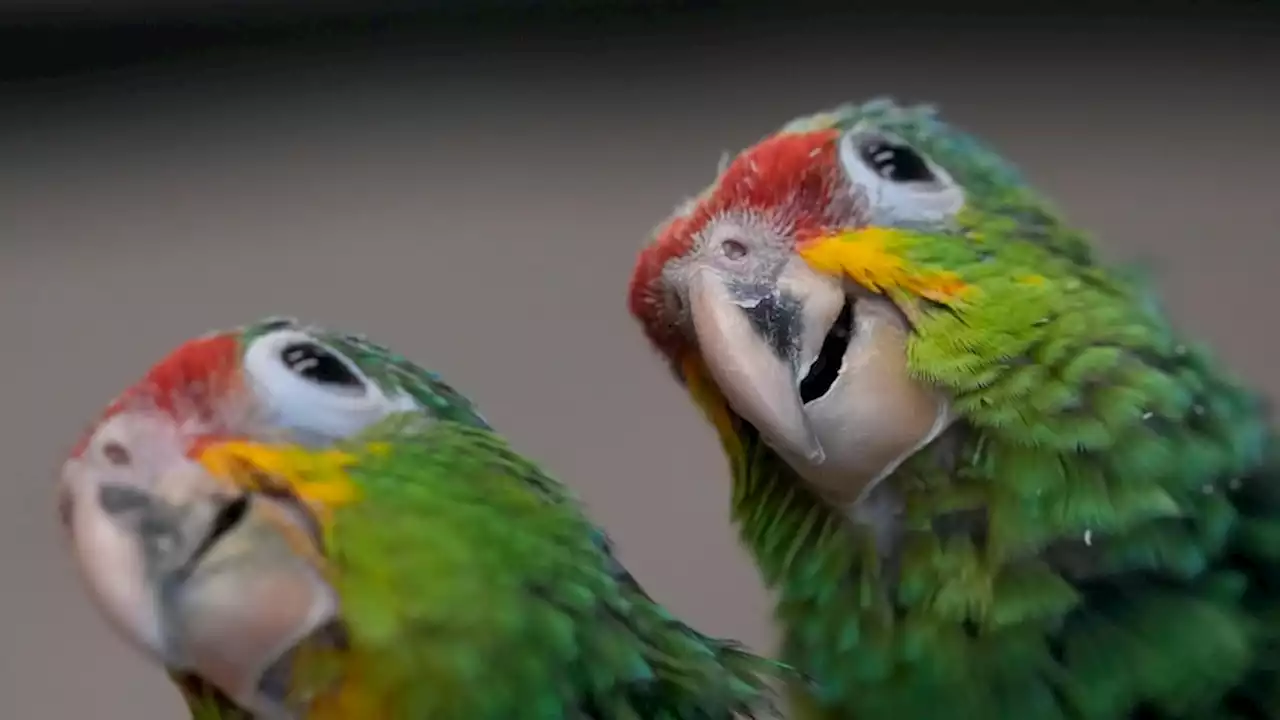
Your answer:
2;4;1278;717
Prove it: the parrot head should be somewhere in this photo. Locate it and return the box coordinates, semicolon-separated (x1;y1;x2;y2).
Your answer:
56;316;486;716
628;98;1259;518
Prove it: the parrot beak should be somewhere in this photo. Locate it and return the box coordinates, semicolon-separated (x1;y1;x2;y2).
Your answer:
59;414;340;717
686;258;845;466
154;466;339;715
685;238;955;505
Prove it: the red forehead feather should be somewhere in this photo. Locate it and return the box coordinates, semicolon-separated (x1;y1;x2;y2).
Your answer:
627;128;842;355
68;332;242;458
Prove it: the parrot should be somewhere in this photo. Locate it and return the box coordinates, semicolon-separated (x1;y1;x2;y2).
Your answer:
625;97;1280;719
56;316;789;719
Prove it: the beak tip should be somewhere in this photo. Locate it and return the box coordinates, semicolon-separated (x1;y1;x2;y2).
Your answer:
774;427;825;466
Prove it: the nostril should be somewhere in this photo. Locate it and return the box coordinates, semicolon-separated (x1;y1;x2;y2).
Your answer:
721;239;748;260
102;441;132;466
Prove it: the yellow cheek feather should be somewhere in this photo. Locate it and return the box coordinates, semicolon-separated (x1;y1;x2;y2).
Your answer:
195;441;377;515
798;228;971;305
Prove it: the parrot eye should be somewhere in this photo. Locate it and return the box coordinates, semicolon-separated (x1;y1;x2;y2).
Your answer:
858;138;935;184
243;328;421;444
837;124;964;226
280;342;364;389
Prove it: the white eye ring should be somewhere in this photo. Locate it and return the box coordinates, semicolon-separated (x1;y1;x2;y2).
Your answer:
242;329;417;443
837;123;965;228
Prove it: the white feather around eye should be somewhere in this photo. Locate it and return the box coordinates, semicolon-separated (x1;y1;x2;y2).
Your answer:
242;329;418;444
837;122;965;228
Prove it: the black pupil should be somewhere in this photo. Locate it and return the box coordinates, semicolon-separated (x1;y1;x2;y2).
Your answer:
859;139;935;183
280;342;363;388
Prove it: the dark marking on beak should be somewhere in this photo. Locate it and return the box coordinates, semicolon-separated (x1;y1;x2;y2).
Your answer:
98;483;154;516
736;285;804;365
96;483;193;557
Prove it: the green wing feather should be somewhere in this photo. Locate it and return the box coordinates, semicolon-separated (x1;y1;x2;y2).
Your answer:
313;416;788;719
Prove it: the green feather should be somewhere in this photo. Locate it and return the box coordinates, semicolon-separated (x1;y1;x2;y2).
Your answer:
304;416;789;719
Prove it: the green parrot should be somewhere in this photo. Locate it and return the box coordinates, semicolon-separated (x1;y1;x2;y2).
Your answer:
626;98;1280;719
57;316;787;719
